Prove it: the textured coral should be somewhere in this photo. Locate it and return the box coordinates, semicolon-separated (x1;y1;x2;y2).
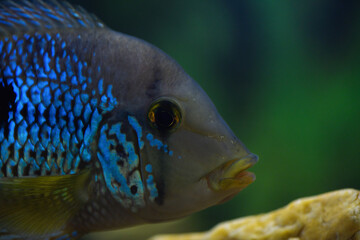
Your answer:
151;189;360;240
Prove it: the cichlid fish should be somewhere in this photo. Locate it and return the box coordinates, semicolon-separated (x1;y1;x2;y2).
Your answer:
0;1;258;239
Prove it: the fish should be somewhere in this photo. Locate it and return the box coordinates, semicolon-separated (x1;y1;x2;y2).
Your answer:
0;0;258;239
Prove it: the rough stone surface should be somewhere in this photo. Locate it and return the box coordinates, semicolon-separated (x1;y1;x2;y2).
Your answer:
150;189;360;240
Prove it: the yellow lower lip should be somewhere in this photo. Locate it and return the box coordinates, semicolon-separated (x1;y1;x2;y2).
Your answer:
206;153;258;191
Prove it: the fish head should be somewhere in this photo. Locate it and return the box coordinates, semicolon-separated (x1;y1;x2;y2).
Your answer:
100;33;258;223
137;79;258;221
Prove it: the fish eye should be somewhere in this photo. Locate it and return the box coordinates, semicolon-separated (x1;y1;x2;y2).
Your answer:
148;99;182;132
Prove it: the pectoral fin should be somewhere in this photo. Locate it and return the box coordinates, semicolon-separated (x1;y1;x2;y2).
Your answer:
0;170;92;238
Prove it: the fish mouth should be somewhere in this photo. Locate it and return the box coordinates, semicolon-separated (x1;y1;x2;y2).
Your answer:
205;153;258;192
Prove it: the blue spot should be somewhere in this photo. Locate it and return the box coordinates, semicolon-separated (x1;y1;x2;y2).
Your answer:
18;158;27;176
51;126;60;147
101;95;107;103
7;41;12;54
37;67;47;78
30;85;41;105
65;55;73;76
9;159;16;167
53;88;62;108
26;101;35;124
83;103;92;123
61;127;71;147
41;124;51;147
1;140;10;161
26;77;34;86
81;145;91;162
39;46;45;55
49;104;56;126
98;78;103;94
82;83;87;91
4;66;12;77
90;109;102;132
26;65;35;77
27;41;34;53
42;87;51;107
73;54;78;63
80;93;89;103
60;83;69;92
50;82;58;91
145;164;152;173
17;40;24;55
15;77;23;87
56;57;61;73
83;127;91;147
51;45;55;57
37;81;48;89
0;128;4;142
74;95;83;117
67;112;75;133
15;66;22;76
45;33;51;41
71;88;79;96
60;71;66;82
71;75;78;85
78;61;86;83
43;52;51;72
70;134;79;153
18;121;28;146
90;98;97;108
49;69;57;80
76;120;84;142
9;60;16;71
30;124;39;144
7;78;14;85
38;102;46;115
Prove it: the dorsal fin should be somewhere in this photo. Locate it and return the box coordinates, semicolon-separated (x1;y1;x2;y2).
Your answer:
0;0;105;35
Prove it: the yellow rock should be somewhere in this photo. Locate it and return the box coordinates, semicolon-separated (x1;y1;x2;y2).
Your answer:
150;189;360;240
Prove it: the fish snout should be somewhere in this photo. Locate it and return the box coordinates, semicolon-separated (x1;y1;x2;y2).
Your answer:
205;153;258;192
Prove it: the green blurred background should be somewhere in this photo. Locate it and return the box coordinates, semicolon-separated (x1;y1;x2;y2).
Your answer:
67;0;360;239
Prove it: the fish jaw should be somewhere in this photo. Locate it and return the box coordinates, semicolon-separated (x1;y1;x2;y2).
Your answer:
205;153;258;193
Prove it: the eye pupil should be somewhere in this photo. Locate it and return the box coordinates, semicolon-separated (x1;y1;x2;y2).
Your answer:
155;109;174;128
148;99;182;132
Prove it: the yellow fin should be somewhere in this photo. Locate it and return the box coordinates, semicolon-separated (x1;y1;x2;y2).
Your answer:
0;170;92;238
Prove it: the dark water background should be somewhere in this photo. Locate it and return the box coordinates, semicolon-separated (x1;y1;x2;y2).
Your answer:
66;0;360;239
